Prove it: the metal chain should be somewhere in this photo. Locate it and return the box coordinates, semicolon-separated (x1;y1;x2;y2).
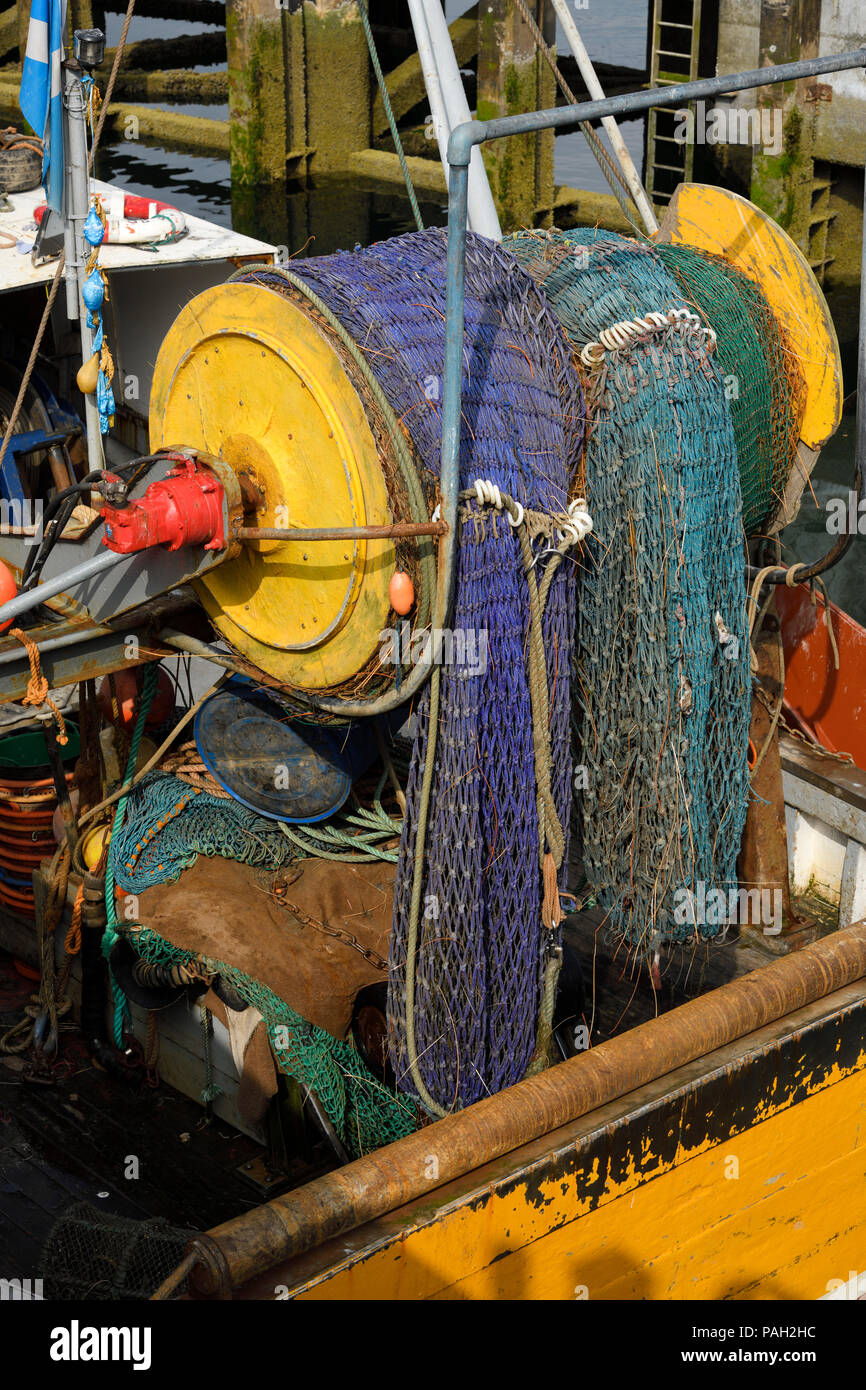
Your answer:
755;684;855;765
272;880;388;971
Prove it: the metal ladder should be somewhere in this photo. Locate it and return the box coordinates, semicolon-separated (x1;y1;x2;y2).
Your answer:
645;0;703;207
807;162;837;287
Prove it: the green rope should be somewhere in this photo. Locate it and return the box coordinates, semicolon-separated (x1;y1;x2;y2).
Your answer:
103;662;158;1048
279;770;402;862
357;0;424;233
125;921;417;1156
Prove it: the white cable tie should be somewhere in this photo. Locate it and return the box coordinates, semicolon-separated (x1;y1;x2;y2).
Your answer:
507;501;525;528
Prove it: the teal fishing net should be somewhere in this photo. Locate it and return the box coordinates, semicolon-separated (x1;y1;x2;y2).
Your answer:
507;228;751;952
109;772;295;890
126;921;416;1158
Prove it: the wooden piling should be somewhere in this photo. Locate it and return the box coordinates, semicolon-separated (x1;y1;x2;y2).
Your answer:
69;1;96;33
226;0;289;184
477;0;556;231
303;0;370;174
749;0;821;252
17;3;29;62
0;7;18;63
226;0;371;185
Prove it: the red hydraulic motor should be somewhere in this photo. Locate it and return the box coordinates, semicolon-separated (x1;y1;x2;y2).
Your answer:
100;455;226;554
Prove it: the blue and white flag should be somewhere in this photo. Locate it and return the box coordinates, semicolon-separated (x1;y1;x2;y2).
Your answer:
19;0;68;213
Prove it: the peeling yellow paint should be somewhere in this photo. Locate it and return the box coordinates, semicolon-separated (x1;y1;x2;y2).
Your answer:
290;1057;866;1301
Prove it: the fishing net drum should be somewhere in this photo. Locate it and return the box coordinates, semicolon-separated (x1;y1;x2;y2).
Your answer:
143;230;586;1126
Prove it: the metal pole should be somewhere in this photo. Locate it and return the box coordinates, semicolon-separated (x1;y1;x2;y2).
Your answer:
63;61;104;471
234;521;448;542
449;48;866;151
548;0;658;235
856;139;866;504
0;549;127;629
407;0;501;240
0;622;115;668
440;158;470;632
408;0;449;185
62;68;80;324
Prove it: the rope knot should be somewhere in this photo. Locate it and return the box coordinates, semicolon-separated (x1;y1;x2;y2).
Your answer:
9;629;68;744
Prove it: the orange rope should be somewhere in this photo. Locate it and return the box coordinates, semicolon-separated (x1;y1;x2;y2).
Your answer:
64;883;84;956
8;629;68;743
0;125;44;157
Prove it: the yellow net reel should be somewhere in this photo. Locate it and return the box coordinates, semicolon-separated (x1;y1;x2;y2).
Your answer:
657;183;843;530
149;281;397;691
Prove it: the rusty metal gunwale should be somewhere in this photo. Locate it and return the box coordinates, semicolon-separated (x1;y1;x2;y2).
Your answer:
239;977;866;1299
178;921;866;1298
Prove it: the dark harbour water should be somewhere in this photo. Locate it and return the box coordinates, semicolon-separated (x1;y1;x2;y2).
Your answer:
93;5;865;623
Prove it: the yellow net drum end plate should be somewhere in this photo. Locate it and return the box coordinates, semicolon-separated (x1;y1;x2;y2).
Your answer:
149;282;395;690
658;183;843;458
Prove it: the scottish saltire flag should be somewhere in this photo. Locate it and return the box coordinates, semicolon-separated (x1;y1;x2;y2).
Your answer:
20;0;68;213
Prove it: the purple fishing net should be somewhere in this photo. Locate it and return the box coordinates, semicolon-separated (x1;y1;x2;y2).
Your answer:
254;230;584;1112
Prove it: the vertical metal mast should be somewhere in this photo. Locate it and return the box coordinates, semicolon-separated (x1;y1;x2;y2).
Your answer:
62;46;104;470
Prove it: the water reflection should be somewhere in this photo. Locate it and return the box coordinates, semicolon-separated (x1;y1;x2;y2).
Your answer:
232;181;446;258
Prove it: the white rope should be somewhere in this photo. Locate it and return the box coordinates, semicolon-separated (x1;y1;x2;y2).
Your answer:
580;306;717;366
472;478;525;527
473;478;503;510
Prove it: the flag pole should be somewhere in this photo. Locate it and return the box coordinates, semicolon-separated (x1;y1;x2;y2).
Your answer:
62;50;104;471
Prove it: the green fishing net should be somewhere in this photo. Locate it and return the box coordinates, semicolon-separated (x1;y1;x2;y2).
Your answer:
654;242;807;534
124;922;416;1158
